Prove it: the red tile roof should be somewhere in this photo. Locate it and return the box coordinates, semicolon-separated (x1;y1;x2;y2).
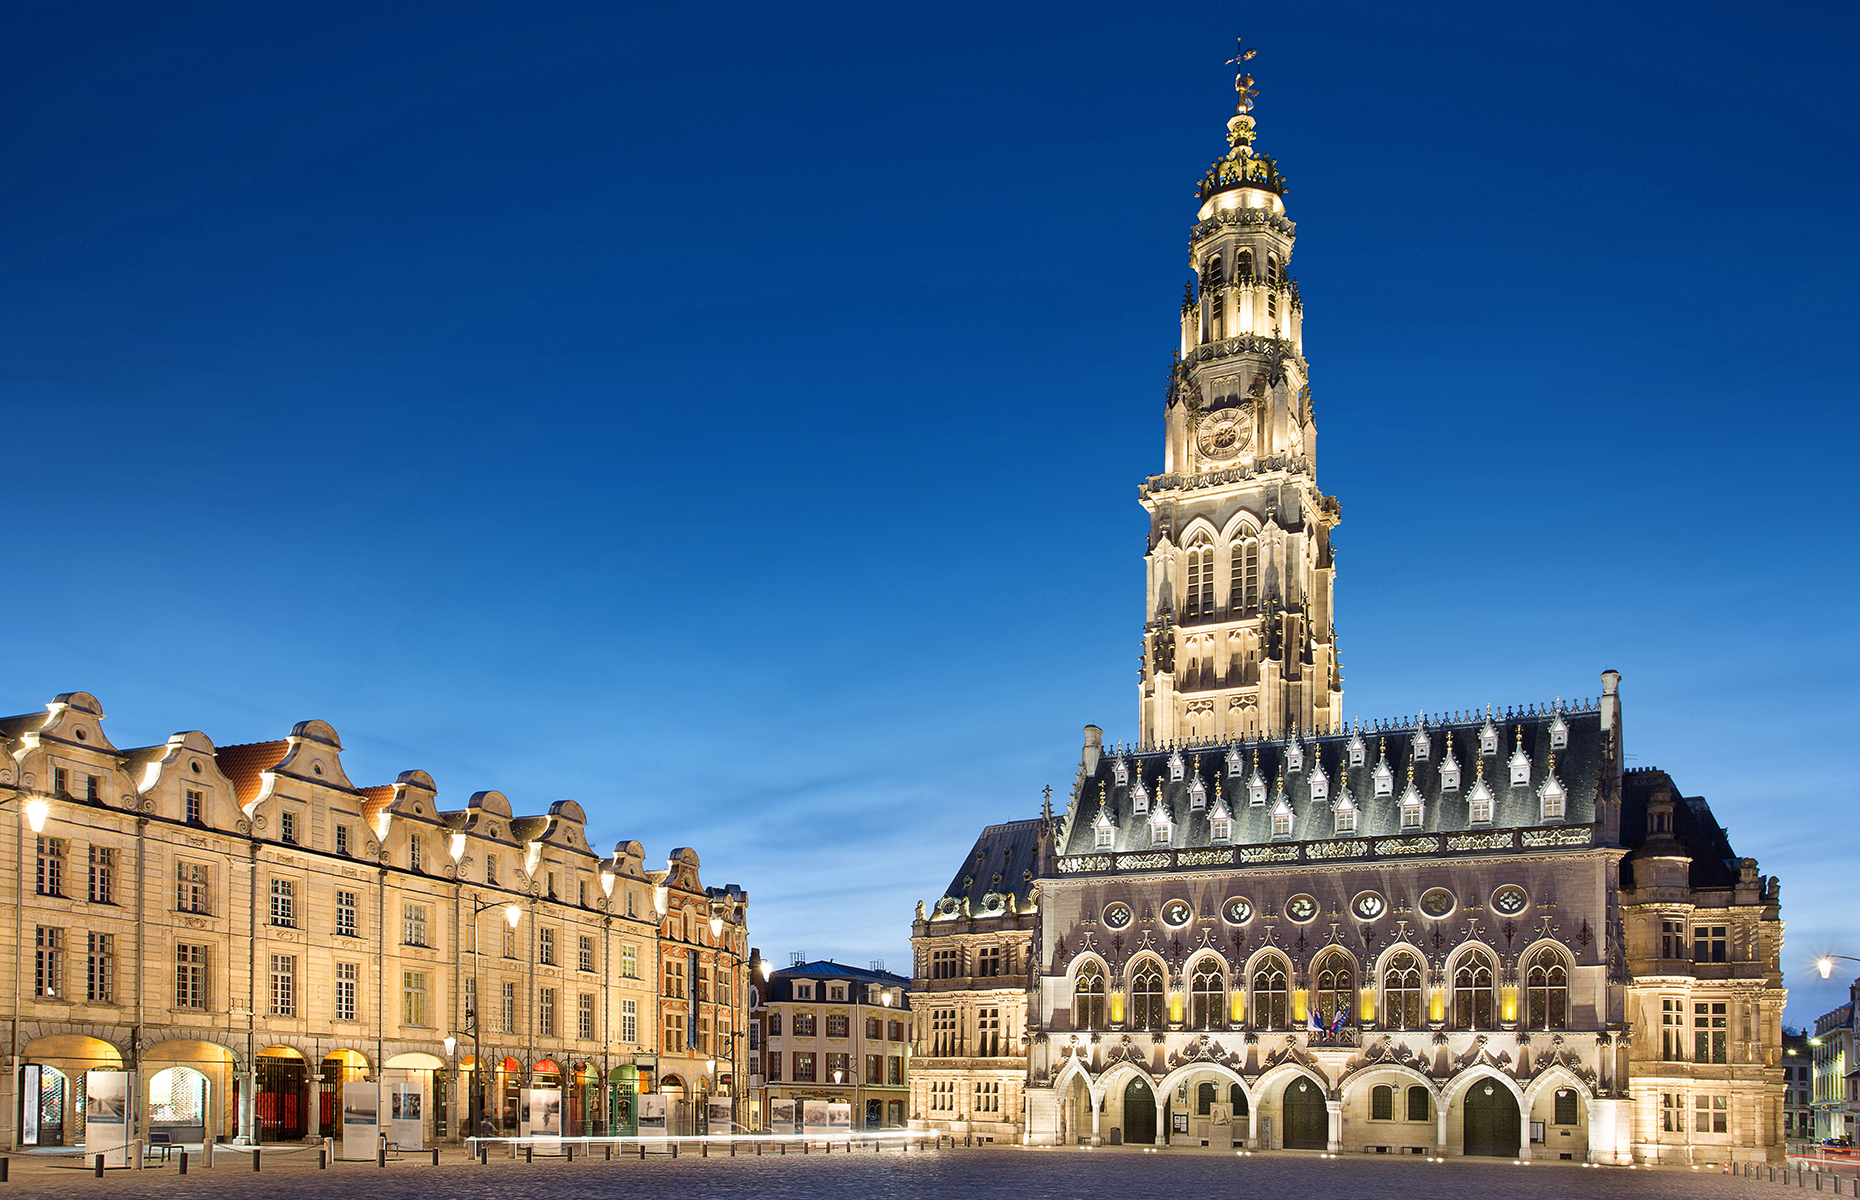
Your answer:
214;740;288;808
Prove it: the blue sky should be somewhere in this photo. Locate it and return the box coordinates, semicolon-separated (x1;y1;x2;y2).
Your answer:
2;2;1855;1025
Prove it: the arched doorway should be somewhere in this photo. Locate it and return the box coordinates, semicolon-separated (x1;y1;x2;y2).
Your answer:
319;1050;368;1138
1463;1079;1521;1158
384;1053;445;1143
1122;1077;1156;1146
1282;1076;1327;1150
497;1058;521;1131
23;1065;68;1146
255;1047;307;1142
142;1040;235;1143
661;1074;690;1137
149;1067;209;1145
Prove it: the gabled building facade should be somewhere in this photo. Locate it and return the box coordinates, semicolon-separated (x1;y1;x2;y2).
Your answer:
755;960;910;1129
0;690;749;1149
913;45;1786;1165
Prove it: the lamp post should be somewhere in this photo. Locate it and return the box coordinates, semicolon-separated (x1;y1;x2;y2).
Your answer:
1817;956;1860;980
464;899;522;1138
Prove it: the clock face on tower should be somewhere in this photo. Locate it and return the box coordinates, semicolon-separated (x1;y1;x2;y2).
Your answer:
1195;403;1253;462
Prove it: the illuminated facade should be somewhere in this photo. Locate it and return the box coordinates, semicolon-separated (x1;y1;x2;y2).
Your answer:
914;45;1786;1164
0;691;749;1148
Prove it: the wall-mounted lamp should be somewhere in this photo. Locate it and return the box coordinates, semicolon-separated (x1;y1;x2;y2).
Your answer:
24;797;49;834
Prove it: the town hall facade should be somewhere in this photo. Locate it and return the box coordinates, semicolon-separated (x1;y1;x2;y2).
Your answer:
908;48;1786;1165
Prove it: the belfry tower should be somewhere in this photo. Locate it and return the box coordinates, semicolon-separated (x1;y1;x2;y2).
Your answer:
1139;42;1342;745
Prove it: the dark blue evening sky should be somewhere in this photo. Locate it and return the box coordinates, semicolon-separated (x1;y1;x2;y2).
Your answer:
3;2;1854;1024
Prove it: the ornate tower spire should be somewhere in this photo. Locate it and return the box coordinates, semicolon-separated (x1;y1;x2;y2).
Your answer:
1138;40;1342;747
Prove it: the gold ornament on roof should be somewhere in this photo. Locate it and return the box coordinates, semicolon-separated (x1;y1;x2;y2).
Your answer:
1226;36;1260;114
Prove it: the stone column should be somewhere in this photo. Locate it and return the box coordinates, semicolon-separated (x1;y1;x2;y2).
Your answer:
1436;1103;1449;1156
1090;1087;1103;1147
1326;1098;1342;1153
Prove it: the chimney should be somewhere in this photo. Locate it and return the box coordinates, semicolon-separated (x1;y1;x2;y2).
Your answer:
1082;725;1104;777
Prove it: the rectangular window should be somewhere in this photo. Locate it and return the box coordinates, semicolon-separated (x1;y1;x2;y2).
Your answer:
1408;1085;1430;1122
546;871;557;898
1661;919;1684;959
36;837;65;897
977;1007;1001;1057
1695;1002;1728;1064
86;932;113;1002
336;889;358;936
977;946;1002;977
185;789;205;823
503;927;516;959
578;992;594;1039
177;861;211;914
54;767;68;795
794;1011;816;1037
1270;810;1292;836
827;1013;849;1038
335;962;358;1022
86;774;100;802
1400;803;1422;829
794;1052;816;1082
932;1008;956;1056
664;1012;685;1050
621;997;638;1043
402;903;429;947
1554;1088;1579;1126
88;845;115;903
279;810;297;845
696;966;711;1002
974;1081;1001;1113
1694;926;1727;964
866;1017;882;1039
1371;1085;1393;1121
1661;998;1684;1061
578;879;588;907
269;878;295;927
1661;1093;1680;1133
664;958;685;998
501;981;517;1034
269;954;296;1016
34;926;63;998
931;949;958;980
1695;1094;1727;1134
578;935;594;972
1470;796;1493;823
1542;789;1565;819
768;1013;782;1036
889;1020;904;1042
698;1015;711;1054
176;944;208;1009
621;944;638;978
539;927;556;966
766;1052;782;1083
335;824;350;856
408;836;422;873
485;854;498;885
888;1056;903;1085
403;971;428;1026
826;1052;849;1080
866;1054;883;1084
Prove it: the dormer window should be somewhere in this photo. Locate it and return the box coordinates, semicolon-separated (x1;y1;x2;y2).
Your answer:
1226;746;1243;777
1094;812;1114;850
795;982;814;1000
1399;775;1424;829
829;984;846;1001
1270;802;1292;838
1479;718;1499;756
1441;755;1461;793
1248;765;1267;807
1549;712;1569;751
1132;775;1150;816
1210;811;1232;842
1308;764;1328;803
1334;796;1357;833
1373;747;1393;798
1348;730;1366;767
1285;736;1303;774
1168;750;1185;782
1468;767;1494;824
1189;774;1207;811
1114;758;1129;787
1509;731;1531;786
1411;727;1429;761
1149;813;1171;847
1539;757;1566;820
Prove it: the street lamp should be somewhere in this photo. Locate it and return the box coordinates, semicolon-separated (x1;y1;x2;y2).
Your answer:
1817;956;1860;980
463;896;523;1138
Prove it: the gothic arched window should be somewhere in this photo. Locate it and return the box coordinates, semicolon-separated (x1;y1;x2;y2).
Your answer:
1197;1081;1217;1115
1074;963;1106;1031
1208;295;1225;342
1130;962;1165;1031
1266;254;1280;287
1383;951;1425;1030
1204;256;1223;287
1251;958;1289;1030
1230;535;1259;612
1452;949;1496;1029
1313;953;1352;1029
1184;537;1215;620
1525;947;1569;1030
1236;248;1254;279
1191;961;1225;1029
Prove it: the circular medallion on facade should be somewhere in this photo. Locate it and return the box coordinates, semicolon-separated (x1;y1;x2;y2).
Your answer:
1491;885;1529;915
1223;896;1254;924
1161;899;1193;927
1419;887;1456;918
1194;404;1254;461
1284;893;1319;923
1350;891;1387;921
1103;902;1132;929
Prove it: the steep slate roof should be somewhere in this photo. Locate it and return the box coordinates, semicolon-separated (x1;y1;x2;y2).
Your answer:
1061;705;1605;855
1620;767;1744;889
764;960;912;1008
939;819;1045;909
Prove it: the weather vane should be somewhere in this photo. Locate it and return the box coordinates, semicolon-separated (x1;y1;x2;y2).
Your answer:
1226;36;1259;113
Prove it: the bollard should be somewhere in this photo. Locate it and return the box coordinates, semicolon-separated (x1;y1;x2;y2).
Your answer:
203;1140;214;1169
252;1149;262;1173
756;1142;761;1157
730;1142;735;1157
430;1149;440;1166
181;1150;190;1175
605;1144;612;1162
95;1155;105;1178
525;1145;533;1164
875;1140;880;1154
671;1142;678;1159
780;1142;786;1155
317;1148;326;1170
378;1142;387;1168
702;1142;707;1158
639;1143;646;1160
566;1145;574;1163
1;1156;9;1181
480;1144;489;1166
